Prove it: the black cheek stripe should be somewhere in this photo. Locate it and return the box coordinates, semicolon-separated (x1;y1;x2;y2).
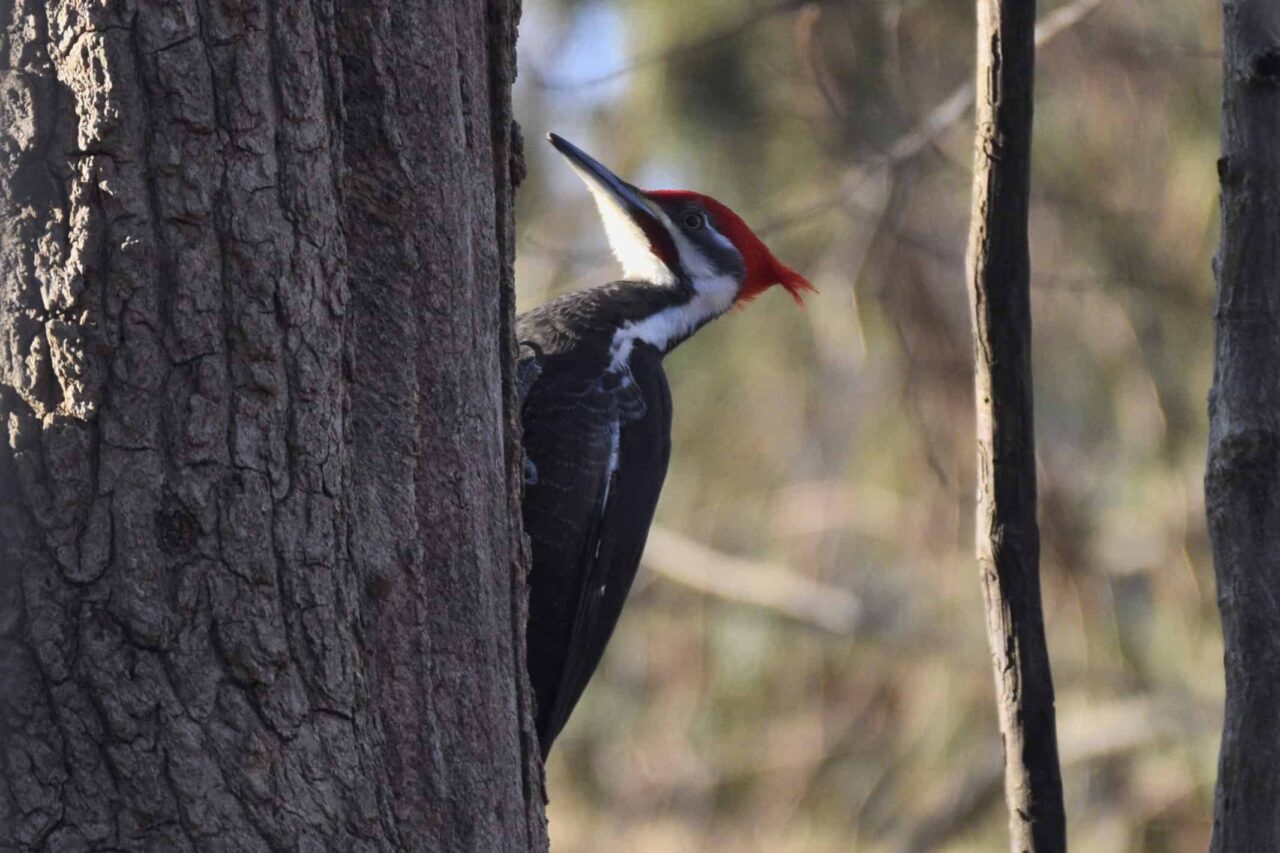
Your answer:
638;217;679;272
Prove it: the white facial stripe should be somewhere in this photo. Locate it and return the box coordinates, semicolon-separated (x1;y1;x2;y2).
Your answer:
669;228;713;279
571;163;678;286
668;223;741;301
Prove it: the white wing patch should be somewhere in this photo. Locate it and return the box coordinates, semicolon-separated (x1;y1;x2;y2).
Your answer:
598;416;621;515
592;415;622;565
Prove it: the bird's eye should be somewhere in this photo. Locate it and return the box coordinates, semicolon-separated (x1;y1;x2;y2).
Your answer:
682;211;705;230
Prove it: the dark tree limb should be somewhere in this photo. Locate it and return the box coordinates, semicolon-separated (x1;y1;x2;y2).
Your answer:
1206;2;1280;849
963;0;1066;849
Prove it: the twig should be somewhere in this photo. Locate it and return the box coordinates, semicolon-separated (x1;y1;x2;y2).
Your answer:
640;526;862;634
1034;0;1106;45
963;0;1066;849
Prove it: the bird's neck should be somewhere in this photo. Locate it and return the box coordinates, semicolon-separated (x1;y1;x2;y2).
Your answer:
608;271;738;369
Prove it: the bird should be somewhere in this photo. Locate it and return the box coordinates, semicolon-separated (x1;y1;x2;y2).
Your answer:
517;133;814;758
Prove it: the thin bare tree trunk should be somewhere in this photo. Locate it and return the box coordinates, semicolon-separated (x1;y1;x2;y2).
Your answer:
0;0;546;849
964;0;1066;849
1206;2;1280;849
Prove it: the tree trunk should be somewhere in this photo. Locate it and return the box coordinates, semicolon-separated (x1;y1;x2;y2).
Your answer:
964;0;1066;849
0;0;547;850
1207;2;1280;849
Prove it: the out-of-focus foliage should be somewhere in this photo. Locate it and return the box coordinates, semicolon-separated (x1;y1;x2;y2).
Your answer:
514;1;1222;849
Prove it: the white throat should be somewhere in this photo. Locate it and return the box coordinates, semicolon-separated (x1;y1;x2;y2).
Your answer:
608;271;739;370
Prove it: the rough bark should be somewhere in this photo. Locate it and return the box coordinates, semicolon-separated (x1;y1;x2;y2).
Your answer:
0;0;546;850
963;0;1066;849
1206;2;1280;849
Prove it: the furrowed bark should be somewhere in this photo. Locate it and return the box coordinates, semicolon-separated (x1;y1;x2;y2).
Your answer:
963;0;1066;849
0;0;545;849
1206;2;1280;849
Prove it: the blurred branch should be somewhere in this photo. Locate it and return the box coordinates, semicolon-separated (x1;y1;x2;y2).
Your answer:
754;0;1106;230
1081;23;1222;61
530;0;807;91
868;0;1106;173
1035;0;1108;47
796;3;849;121
899;696;1219;852
641;526;863;634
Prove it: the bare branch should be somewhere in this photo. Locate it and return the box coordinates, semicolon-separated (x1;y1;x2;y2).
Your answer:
901;696;1218;853
964;0;1066;848
530;0;805;91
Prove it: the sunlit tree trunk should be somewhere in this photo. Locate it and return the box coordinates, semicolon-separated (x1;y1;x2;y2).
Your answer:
0;1;546;849
964;0;1065;849
1206;2;1280;849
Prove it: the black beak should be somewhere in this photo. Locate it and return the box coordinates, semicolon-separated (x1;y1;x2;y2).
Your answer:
548;133;662;234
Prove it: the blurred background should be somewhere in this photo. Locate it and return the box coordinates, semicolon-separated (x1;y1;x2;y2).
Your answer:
512;1;1222;849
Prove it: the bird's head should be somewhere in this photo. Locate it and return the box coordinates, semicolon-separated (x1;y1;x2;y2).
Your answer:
549;133;815;306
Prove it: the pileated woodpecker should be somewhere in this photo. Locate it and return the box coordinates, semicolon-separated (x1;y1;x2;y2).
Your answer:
518;134;814;757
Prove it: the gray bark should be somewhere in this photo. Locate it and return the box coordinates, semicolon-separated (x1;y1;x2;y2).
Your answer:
964;0;1065;849
0;0;547;850
1206;1;1280;849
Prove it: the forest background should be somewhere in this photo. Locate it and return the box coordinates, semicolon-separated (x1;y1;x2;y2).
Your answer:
513;1;1221;850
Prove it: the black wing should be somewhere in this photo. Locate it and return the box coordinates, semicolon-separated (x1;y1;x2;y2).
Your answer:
521;347;672;756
